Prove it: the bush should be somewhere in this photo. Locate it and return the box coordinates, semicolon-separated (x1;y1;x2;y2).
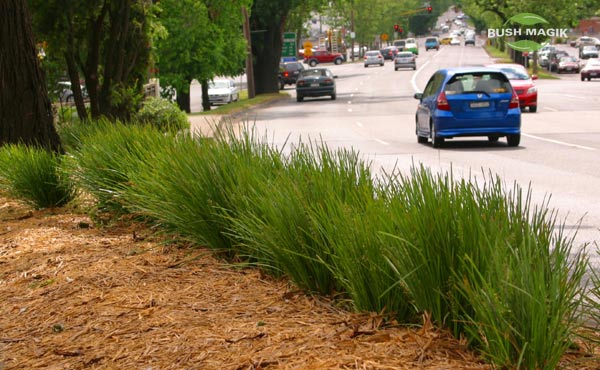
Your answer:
135;97;189;133
0;144;75;209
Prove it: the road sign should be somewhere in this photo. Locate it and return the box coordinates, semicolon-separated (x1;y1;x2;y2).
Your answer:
282;32;297;58
381;33;389;41
303;41;313;56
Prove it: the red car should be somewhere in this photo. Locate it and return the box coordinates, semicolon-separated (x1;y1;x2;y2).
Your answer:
557;56;581;73
487;63;538;113
303;50;344;67
581;59;600;81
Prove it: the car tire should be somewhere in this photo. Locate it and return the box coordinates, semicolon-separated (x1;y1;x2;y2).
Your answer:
431;124;444;148
529;106;537;113
581;76;585;81
488;135;500;142
309;60;317;67
417;134;428;144
507;133;521;147
279;79;285;90
364;65;368;68
380;63;384;66
413;66;416;70
331;93;336;100
394;68;398;71
334;58;342;65
296;95;303;102
589;77;592;81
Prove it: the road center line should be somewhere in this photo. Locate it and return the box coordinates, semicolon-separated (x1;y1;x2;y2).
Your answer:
374;138;390;146
355;121;363;127
543;107;558;112
522;133;596;151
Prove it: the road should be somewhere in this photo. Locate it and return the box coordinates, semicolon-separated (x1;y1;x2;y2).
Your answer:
221;40;600;257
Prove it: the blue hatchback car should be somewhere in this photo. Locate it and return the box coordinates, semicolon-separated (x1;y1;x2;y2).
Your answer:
414;67;521;148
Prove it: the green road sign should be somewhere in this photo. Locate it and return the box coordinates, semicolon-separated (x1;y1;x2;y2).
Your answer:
282;32;296;58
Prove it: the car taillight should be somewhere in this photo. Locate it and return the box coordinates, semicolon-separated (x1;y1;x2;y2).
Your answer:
509;91;519;109
364;56;367;60
284;71;289;77
323;79;333;85
437;92;451;111
297;81;305;86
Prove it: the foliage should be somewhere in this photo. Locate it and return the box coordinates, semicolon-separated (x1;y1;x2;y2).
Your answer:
0;144;75;209
135;97;190;133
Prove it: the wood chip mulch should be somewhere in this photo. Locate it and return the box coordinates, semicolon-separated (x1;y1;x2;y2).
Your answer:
1;197;598;370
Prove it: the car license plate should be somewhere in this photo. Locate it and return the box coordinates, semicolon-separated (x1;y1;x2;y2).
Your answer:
470;101;490;108
591;72;598;76
311;83;320;87
566;68;572;71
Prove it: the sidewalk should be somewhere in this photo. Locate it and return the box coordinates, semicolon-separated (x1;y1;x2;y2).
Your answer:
188;114;224;137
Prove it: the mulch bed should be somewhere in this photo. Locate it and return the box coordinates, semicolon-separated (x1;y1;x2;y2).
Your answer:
0;197;597;369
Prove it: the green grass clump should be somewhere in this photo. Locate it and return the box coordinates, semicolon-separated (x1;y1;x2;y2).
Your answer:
136;97;190;133
0;144;75;209
378;165;588;369
121;123;285;254
67;119;174;215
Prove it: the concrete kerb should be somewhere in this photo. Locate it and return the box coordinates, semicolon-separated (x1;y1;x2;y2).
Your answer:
187;93;290;137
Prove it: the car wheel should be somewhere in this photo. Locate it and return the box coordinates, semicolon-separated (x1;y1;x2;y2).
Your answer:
413;66;416;70
296;95;303;102
581;75;585;81
334;58;342;65
507;133;521;147
66;95;74;103
364;65;368;68
380;63;384;66
431;124;444;148
488;135;500;142
417;134;428;144
395;68;398;71
589;77;592;81
309;60;317;67
529;106;537;113
279;79;285;90
331;93;336;100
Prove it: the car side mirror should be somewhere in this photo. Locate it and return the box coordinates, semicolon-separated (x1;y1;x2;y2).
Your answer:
531;74;538;80
333;75;338;79
414;92;423;100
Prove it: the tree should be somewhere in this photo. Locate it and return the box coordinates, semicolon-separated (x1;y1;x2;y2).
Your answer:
155;0;248;112
0;0;62;152
29;0;155;121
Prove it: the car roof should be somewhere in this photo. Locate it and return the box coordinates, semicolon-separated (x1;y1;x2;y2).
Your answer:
486;63;526;70
440;67;512;77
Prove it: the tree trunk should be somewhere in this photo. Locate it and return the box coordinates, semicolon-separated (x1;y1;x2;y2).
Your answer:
0;0;62;152
200;80;211;112
176;85;191;113
251;22;284;94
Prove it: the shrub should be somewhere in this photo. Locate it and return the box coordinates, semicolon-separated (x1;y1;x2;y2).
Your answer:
135;97;189;133
0;144;75;209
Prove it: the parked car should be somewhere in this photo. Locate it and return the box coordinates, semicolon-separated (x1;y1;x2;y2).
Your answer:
547;50;569;72
404;38;419;55
580;45;599;59
364;50;385;67
208;79;239;105
393;39;406;51
379;46;398;60
394;51;416;70
425;37;440;51
303;50;344;67
414;67;521;148
295;67;337;102
538;46;556;67
572;36;600;48
581;59;600;81
487;63;538;112
278;61;305;90
557;56;581;73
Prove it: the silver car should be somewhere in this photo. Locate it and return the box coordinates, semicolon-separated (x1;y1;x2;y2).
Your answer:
394;52;416;71
364;50;384;67
208;79;239;105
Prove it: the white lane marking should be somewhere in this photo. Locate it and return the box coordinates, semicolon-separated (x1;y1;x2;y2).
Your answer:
347;101;352;104
348;108;353;112
374;138;390;146
563;94;585;99
350;93;355;97
543;106;558;112
522;133;596;151
356;122;363;127
411;60;430;93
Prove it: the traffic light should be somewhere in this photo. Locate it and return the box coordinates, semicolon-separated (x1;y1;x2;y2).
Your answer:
427;6;432;13
394;24;399;32
399;27;403;34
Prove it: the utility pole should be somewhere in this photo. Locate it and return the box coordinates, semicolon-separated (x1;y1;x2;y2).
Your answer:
242;6;255;99
350;0;355;61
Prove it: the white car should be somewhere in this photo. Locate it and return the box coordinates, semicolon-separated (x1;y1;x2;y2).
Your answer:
450;37;461;46
208;79;239;105
364;50;384;67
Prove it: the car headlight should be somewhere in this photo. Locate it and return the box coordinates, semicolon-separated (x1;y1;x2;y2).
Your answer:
527;86;537;94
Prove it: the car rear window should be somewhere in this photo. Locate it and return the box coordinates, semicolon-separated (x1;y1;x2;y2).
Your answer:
397;52;414;57
426;38;438;43
366;51;380;56
444;72;512;95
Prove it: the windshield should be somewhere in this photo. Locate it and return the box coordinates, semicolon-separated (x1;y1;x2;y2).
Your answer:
560;56;578;63
210;81;229;89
